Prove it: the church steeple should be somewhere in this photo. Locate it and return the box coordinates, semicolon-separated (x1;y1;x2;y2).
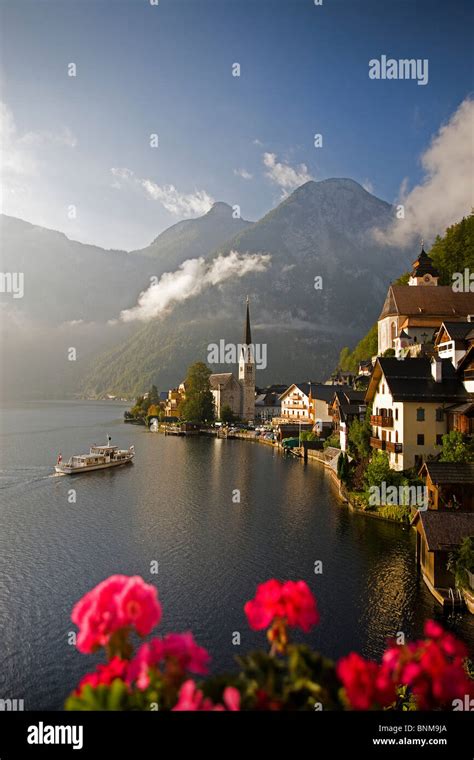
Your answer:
239;296;255;422
243;295;252;345
408;241;439;286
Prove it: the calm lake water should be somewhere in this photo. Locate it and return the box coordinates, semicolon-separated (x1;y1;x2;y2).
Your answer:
0;400;472;710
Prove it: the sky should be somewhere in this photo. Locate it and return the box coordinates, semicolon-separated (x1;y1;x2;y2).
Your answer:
0;0;473;251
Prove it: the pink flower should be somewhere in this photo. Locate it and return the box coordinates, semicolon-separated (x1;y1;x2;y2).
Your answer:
128;632;210;690
72;575;161;653
75;656;129;694
244;579;319;632
337;653;396;710
172;680;240;711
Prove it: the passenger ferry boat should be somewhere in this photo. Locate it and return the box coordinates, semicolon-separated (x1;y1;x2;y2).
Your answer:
55;436;134;474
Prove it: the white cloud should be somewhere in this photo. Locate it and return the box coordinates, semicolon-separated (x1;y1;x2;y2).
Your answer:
374;97;474;247
0;101;77;211
262;152;313;191
111;167;214;217
233;168;253;180
117;250;272;323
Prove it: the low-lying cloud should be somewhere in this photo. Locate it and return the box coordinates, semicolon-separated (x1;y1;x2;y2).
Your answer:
374;97;474;247
111;167;214;217
117;250;272;323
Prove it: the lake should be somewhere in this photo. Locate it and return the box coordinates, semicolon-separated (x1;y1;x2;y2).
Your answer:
0;400;472;709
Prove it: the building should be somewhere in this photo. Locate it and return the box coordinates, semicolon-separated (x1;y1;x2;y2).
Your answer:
278;382;335;433
164;382;186;418
365;356;471;471
419;461;474;511
254;385;286;422
209;298;256;422
209;373;242;419
330;388;367;451
434;320;474;368
411;510;474;608
377;245;474;355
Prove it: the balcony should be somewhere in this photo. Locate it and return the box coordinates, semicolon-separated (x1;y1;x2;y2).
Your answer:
370;436;402;453
371;414;394;427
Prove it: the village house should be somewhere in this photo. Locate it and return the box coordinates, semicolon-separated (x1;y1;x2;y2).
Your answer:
411;510;474;608
378;246;474;355
254;384;287;422
164;382;186;419
419;461;474;512
278;382;335;433
330;389;367;451
434;320;474;368
365;356;471;471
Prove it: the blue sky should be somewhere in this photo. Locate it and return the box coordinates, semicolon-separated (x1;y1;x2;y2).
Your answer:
0;0;473;250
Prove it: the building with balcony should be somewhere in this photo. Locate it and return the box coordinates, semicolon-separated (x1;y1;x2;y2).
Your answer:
365;356;471;471
278;382;335;432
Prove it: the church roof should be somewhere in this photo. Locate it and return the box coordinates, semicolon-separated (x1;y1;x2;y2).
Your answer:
209;373;235;389
243;297;252;345
410;246;440;279
379;285;474;320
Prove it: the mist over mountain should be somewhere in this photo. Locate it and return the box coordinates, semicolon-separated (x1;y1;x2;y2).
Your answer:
0;180;412;399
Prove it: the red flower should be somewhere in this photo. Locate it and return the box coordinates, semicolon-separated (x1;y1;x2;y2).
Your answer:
128;632;210;690
244;579;319;632
337;653;396;710
75;656;129;695
172;680;240;711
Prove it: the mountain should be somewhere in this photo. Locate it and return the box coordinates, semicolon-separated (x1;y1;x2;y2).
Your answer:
0;205;252;399
82;179;413;399
131;201;252;267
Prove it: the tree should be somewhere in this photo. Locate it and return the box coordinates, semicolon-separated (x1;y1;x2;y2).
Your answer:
347;408;372;461
220;405;235;425
337;452;351;486
149;385;160;405
382;348;395;357
180;362;215;424
439;430;474;463
364;451;393;489
448;537;474;590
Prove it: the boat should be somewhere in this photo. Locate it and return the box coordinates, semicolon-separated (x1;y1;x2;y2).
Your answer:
55;436;134;474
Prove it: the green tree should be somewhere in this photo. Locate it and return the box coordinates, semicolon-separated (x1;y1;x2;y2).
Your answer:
180;362;215;423
338;323;378;373
439;430;474;463
347;407;372;461
220;405;235;425
149;385;160;405
364;450;393;489
448;537;474;590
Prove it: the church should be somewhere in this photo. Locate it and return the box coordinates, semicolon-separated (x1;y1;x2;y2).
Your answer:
209;298;256;422
378;244;474;356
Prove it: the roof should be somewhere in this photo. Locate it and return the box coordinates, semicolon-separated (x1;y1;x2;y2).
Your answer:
365;357;470;403
379;285;474;320
209;373;235;389
410;248;440;278
435;321;474;343
243;297;252;346
420;461;474;485
281;382;336;402
411;511;474;551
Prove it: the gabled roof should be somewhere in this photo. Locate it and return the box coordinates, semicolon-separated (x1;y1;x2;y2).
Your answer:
411;511;474;551
365;357;470;403
419;461;474;485
434;320;474;348
280;382;336;402
379;285;474;320
209;373;236;389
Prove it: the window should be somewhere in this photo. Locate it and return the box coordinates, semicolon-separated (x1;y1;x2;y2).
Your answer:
395;408;398;421
435;407;444;422
436;434;443;446
417;434;425;445
416;407;425;421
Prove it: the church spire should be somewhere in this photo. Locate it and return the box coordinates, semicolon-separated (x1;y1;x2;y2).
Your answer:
243;296;252;346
